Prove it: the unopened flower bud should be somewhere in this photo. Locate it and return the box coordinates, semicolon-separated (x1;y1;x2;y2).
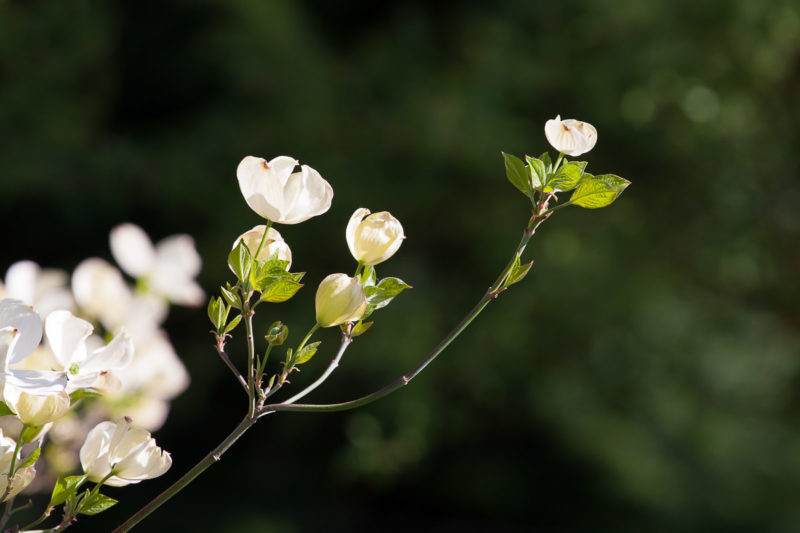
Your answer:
346;208;405;266
5;389;70;427
315;274;367;327
234;225;292;268
544;115;597;156
265;321;288;345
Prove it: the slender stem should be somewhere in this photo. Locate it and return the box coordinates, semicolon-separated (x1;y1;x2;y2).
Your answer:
0;495;15;531
112;416;255;533
282;337;352;405
296;323;320;355
257;343;274;379
253;220;273;261
244;306;257;418
22;504;52;531
259;213;551;416
216;347;248;393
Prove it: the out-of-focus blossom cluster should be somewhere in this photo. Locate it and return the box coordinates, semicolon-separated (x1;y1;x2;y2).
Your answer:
0;223;199;489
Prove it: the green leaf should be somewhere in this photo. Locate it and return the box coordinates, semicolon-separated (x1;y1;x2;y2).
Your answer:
207;297;222;330
525;155;546;189
351;320;373;338
18;445;40;470
79;492;118;516
364;277;412;318
506;259;534;287
0;402;15;416
545;161;587;193
220;285;241;310
223;314;242;334
20;425;41;444
69;389;102;402
570;173;631;209
502;152;531;194
251;258;291;289
260;278;303;303
227;239;252;283
294;341;321;365
538;152;553;174
50;475;87;507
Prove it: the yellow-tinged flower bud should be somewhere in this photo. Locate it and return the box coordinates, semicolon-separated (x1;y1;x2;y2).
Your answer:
346;208;405;266
234;225;292;268
315;274;367;327
6;389;70;426
544;115;597;156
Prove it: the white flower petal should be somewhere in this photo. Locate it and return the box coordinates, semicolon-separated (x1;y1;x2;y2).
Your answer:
346;208;370;261
45;310;93;369
110;224;156;278
0;299;42;365
81;328;134;374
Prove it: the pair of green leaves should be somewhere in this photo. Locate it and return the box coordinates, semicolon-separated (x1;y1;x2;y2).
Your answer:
503;152;630;209
51;475;117;516
285;340;321;368
208;295;241;335
349;266;412;337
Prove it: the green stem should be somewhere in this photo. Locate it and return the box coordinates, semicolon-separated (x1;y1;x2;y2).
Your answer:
259;214;550;416
244;306;257;419
281;337;352;405
253;220;273;262
112;416;255;533
295;323;320;358
216;346;248;393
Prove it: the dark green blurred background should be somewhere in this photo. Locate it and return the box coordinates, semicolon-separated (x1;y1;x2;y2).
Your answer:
2;0;800;531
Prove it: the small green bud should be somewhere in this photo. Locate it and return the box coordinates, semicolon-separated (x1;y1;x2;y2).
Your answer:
265;321;289;345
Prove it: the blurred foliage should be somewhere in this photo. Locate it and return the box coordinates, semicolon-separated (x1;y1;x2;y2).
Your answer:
1;0;800;531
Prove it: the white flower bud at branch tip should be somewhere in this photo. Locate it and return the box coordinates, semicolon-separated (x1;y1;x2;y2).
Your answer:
315;274;367;328
544;115;597;156
346;208;405;266
234;225;292;268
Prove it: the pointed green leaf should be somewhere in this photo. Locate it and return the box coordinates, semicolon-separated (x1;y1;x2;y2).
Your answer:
294;341;321;365
223;314;242;334
0;402;14;417
220;285;241;310
506;260;534;287
570;173;631;209
260;278;303;303
351;320;373;338
503;152;531;194
20;425;42;444
545;161;587;193
79;492;118;516
50;475;87;507
525;155;546;189
228;239;252;283
18;445;40;470
538;152;553;174
363;277;412;319
69;389;102;402
207;297;221;329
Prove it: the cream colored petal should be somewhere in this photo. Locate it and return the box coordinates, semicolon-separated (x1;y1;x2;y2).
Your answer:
280;165;334;224
0;299;42;366
71;259;133;329
237;156;286;221
80;420;115;481
150;235;204;306
267;156;299;186
45;310;92;369
354;211;405;265
4;261;39;305
110;224;156;278
346;208;370;262
80;328;134;374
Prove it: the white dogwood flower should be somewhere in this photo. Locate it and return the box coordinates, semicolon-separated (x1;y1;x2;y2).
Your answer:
544;115;598;156
237;155;333;224
0;299;66;395
109;223;204;307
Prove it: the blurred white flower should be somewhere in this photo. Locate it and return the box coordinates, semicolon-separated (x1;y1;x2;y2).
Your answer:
544;115;598;156
0;299;66;394
44;310;133;392
346;208;405;266
237;155;333;224
234;225;292;268
72;258;133;330
79;417;171;487
3;261;74;318
110;223;204;307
